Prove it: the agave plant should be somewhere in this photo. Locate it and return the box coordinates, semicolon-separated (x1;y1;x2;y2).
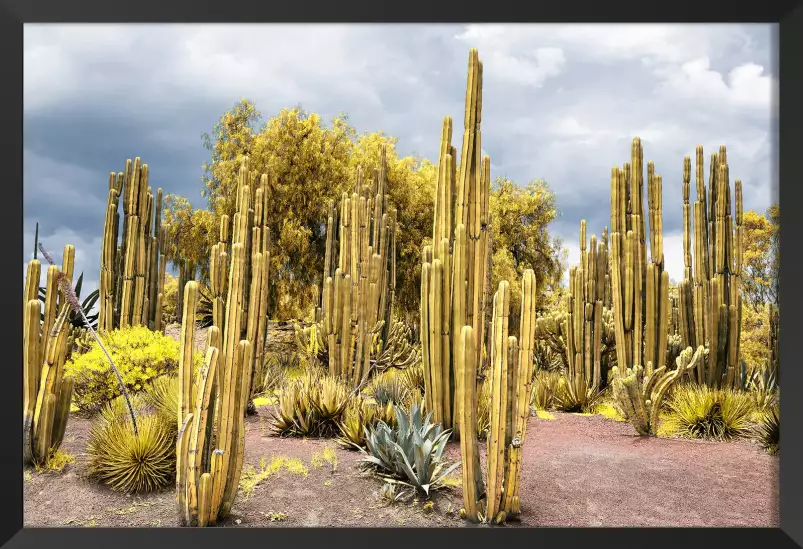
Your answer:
337;397;379;450
363;403;459;496
39;272;99;331
756;404;779;454
370;374;409;409
748;365;779;411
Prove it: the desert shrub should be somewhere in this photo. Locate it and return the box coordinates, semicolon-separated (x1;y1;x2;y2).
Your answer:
252;352;292;398
65;325;202;414
530;370;561;410
369;373;409;409
363;403;458;496
269;371;350;437
662;384;754;441
756;404;779;454
337;397;380;449
161;273;179;325
86;395;175;493
554;374;603;413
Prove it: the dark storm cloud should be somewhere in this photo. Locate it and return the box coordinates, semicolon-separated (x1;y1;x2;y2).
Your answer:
24;23;777;290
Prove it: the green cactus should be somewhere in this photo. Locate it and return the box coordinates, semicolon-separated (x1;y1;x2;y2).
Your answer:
99;159;165;332
315;147;401;388
176;158;270;527
23;246;76;467
678;145;744;388
458;271;538;525
422;48;492;436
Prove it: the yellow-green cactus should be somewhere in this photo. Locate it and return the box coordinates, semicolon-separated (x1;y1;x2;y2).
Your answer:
176;158;270;527
99;159;165;332
678;145;744;388
422;48;492;435
23;246;76;467
315;147;400;388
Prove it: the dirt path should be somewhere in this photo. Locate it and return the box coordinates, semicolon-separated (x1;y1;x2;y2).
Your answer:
24;408;778;527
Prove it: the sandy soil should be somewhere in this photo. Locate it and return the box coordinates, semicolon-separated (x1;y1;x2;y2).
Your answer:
23;407;778;528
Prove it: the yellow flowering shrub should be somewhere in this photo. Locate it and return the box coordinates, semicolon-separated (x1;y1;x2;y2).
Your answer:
65;325;202;414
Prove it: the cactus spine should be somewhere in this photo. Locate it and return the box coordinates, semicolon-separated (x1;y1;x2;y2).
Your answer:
177;158;269;526
459;271;537;524
317;146;398;387
99;159;165;332
422;48;491;435
23;245;76;465
678;145;744;388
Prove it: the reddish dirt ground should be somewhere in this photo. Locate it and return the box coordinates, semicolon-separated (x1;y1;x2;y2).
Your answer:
23;407;778;528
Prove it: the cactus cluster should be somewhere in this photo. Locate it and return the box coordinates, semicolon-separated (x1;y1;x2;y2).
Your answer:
99;158;166;333
678;146;744;388
459;272;538;524
609;138;671;378
421;49;492;435
176;158;271;526
23;246;76;465
316;146;400;387
611;345;705;436
563;221;614;396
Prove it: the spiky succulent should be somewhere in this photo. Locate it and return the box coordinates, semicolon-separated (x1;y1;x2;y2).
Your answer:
87;397;175;493
363;403;459;496
337;398;379;449
370;374;409;409
756;404;779;454
270;372;350;437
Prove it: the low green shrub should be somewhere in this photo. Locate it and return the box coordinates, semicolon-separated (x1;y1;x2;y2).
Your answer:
65;325;202;414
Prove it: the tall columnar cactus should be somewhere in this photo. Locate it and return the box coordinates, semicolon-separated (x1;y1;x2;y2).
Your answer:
316;146;399;388
23;246;76;465
99;158;165;332
609;138;670;377
768;303;779;376
458;271;537;524
563;220;612;394
678;145;744;388
421;48;492;435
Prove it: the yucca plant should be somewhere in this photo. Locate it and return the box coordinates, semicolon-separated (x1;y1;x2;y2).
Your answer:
363;403;459;497
756;404;779;454
39;272;100;332
87;395;175;493
663;384;754;440
530;370;561;411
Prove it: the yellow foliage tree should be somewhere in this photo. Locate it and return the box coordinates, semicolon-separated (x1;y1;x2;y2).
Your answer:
740;205;779;310
201;100;355;320
489;177;565;331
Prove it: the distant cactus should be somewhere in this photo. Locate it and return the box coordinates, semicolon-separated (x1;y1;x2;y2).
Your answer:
99;159;165;333
677;146;744;388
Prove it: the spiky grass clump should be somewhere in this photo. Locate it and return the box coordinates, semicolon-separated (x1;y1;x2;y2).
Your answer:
33;449;75;473
662;384;755;441
87;397;175;493
270;371;351;438
530;370;561;411
756;404;779;454
141;375;179;432
554;375;603;413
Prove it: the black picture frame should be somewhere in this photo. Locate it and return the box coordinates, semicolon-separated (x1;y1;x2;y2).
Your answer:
2;1;801;548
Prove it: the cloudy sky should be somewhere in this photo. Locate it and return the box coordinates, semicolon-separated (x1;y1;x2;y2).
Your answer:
23;23;778;301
